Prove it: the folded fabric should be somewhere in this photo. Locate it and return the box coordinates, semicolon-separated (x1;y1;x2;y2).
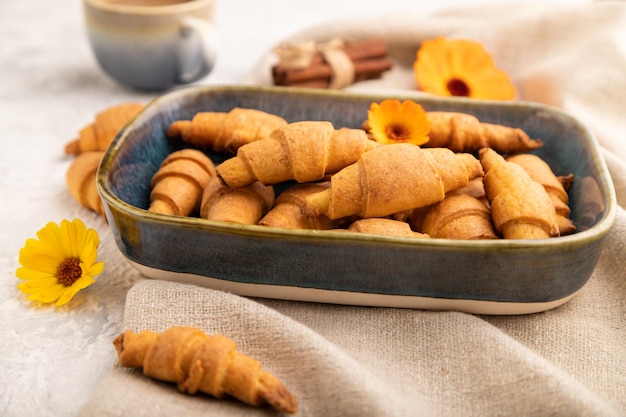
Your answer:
244;2;626;165
80;260;625;417
81;2;626;416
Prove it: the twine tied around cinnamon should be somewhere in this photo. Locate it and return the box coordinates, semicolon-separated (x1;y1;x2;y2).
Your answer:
273;38;355;89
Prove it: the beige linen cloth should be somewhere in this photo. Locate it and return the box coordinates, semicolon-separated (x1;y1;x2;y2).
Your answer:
81;2;626;417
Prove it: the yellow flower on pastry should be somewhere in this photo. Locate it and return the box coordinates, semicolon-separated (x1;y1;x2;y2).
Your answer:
366;99;430;145
413;37;516;101
16;218;104;307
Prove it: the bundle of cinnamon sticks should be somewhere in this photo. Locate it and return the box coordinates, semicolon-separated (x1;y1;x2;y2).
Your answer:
272;38;393;89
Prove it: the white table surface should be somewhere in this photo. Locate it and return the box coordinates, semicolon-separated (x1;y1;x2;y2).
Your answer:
0;0;589;416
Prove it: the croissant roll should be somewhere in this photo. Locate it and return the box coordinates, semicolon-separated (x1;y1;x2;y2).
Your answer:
200;176;274;224
65;150;105;215
259;182;334;229
65;102;143;155
479;148;559;239
309;143;483;220
167;107;288;153
406;205;432;232
447;177;490;207
420;147;484;193
345;218;430;238
216;121;379;189
421;194;498;239
424;111;543;153
405;173;491;231
149;149;217;216
113;327;298;414
506;153;576;235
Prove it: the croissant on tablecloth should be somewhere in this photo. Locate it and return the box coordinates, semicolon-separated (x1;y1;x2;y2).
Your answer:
64;102;144;215
65;151;106;215
65;102;143;155
113;326;298;414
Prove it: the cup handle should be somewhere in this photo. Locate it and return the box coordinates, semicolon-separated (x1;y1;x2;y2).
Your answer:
178;17;218;83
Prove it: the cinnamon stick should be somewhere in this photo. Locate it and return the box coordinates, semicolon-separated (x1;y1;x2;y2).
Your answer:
333;37;389;61
272;38;393;88
273;57;393;86
282;68;391;89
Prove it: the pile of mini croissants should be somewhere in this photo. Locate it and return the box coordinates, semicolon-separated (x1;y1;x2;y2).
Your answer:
65;102;584;240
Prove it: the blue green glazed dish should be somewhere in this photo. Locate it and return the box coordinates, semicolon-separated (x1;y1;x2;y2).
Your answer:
97;85;616;315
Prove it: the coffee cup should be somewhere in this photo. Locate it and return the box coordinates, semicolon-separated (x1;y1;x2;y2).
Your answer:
83;0;217;91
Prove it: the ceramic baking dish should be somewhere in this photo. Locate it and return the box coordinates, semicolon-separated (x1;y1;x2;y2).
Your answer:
97;85;616;314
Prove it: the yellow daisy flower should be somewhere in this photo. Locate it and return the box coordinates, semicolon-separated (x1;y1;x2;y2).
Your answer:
366;99;430;145
413;37;516;101
16;218;104;307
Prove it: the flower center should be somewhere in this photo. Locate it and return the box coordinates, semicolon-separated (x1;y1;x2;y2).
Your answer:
385;123;411;142
446;78;470;97
56;258;82;287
